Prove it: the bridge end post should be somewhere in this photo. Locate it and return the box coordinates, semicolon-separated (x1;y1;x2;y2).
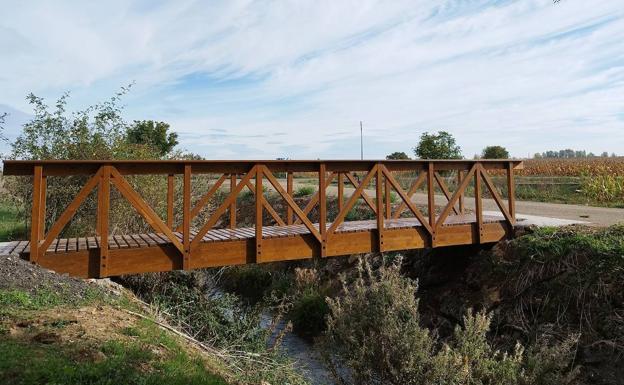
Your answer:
183;165;191;270
376;163;384;252
29;165;44;263
319;163;327;257
97;165;110;277
255;166;263;263
475;164;483;243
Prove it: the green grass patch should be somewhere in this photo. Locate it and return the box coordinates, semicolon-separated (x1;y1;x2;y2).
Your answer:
0;200;26;242
0;337;227;385
294;185;315;197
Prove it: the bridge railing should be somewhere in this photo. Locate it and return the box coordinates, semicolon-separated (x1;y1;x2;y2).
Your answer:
3;159;523;275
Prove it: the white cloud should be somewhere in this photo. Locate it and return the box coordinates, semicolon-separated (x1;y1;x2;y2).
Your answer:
0;0;622;158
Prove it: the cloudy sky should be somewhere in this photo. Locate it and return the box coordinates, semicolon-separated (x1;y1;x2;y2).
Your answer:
0;0;622;159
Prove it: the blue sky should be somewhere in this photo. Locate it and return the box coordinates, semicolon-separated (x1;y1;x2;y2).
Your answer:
0;0;623;159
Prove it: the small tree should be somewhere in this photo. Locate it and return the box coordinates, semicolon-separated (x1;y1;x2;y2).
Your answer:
386;151;410;160
0;112;7;143
414;131;462;159
481;145;510;159
126;120;178;156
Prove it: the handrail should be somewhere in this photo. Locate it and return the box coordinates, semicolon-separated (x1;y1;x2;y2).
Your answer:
3;159;523;176
3;159;523;277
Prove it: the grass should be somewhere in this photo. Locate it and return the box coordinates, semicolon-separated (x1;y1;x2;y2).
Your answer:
0;200;26;242
0;330;227;385
0;286;228;385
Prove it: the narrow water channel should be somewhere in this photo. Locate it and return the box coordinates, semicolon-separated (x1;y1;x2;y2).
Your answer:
262;313;334;385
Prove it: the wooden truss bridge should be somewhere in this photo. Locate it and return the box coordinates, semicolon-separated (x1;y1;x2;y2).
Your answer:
1;160;522;278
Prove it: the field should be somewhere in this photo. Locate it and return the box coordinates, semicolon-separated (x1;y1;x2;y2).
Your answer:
513;158;624;207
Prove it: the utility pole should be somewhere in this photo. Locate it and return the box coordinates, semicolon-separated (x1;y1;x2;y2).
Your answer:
360;121;363;160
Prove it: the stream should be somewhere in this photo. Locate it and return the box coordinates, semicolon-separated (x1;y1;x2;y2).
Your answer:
262;313;334;385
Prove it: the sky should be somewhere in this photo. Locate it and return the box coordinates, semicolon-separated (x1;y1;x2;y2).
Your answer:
0;0;623;159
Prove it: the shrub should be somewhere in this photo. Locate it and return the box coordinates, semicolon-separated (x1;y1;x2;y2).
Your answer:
321;257;434;384
321;257;579;385
220;265;275;303
289;288;329;339
294;185;315;197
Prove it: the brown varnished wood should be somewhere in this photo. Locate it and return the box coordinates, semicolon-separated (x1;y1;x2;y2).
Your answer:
191;166;257;249
29;165;43;262
381;165;432;235
5;159;521;278
183;165;191;269
293;172;337;225
435;164;477;232
480;167;514;225
475;164;484;243
176;174;227;232
110;167;184;253
255;166;263;262
344;172;377;215
262;166;322;242
392;171;427;219
3;159;523;177
286;172;293;225
319;163;327;257
230;174;237;229
98;166;111;277
328;165;377;236
167;174;174;229
434;172;460;215
243;180;286;226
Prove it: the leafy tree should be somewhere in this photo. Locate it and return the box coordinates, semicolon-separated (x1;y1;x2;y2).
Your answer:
126;120;178;157
0;112;7;143
414;131;462;159
6;87;178;238
386;151;410;160
481;145;510;159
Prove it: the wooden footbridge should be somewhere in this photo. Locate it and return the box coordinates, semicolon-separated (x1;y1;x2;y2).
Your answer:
1;160;522;278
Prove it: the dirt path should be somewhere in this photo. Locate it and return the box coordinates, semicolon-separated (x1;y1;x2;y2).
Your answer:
287;181;623;226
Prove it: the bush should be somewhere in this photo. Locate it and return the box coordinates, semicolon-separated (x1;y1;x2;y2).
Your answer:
294;185;315;197
220;265;275;303
289;287;329;339
321;257;579;385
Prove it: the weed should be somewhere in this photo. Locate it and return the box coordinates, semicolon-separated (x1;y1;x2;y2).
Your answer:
294;185;315;197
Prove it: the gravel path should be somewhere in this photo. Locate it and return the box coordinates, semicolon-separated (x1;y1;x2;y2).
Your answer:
288;181;623;226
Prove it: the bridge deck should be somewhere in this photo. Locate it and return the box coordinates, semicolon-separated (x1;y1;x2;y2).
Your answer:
0;214;499;255
0;214;508;278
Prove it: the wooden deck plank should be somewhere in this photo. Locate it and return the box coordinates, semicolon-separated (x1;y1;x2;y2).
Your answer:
122;235;139;248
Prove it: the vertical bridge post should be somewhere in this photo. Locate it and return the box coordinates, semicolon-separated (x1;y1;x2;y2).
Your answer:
286;171;293;225
183;165;191;270
427;162;436;246
376;163;384;252
29;165;44;263
230;174;237;229
255;166;263;262
97;165;110;277
167;174;174;229
319;163;327;257
475;164;483;243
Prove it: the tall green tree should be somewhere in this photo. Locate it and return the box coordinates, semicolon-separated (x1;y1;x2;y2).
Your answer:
414;131;462;159
126;120;178;157
481;145;510;159
386;151;410;160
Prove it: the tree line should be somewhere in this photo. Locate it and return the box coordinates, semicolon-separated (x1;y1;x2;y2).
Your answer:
386;131;617;160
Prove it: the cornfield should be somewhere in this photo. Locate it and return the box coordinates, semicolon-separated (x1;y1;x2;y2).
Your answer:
520;157;624;177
